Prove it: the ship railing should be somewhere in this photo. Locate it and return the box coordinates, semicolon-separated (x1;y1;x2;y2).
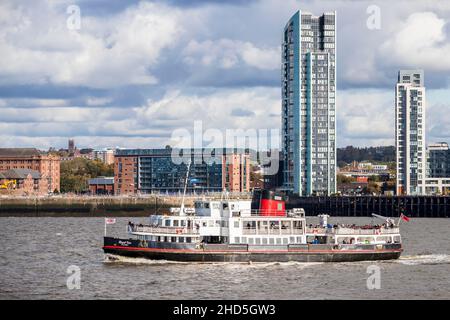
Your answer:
304;227;400;235
305;227;329;234
334;227;400;235
131;225;199;235
242;227;303;235
235;209;305;217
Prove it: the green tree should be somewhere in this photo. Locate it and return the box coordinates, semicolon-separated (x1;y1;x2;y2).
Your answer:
60;158;114;193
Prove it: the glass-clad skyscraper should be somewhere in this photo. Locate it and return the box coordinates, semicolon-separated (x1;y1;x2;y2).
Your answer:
281;11;337;195
395;70;426;195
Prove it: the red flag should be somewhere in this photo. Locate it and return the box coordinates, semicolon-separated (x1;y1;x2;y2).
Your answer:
400;213;410;222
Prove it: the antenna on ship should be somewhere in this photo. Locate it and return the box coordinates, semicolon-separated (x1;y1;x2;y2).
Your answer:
180;159;191;216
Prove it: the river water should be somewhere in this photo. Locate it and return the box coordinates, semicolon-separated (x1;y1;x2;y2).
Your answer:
0;216;449;299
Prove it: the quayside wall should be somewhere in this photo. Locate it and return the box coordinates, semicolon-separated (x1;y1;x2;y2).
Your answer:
0;195;448;217
0;196;191;217
287;195;450;218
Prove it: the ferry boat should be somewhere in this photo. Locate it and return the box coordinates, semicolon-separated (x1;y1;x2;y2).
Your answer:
103;190;403;263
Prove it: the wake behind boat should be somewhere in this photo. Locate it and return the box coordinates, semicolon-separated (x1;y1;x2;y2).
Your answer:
103;189;404;263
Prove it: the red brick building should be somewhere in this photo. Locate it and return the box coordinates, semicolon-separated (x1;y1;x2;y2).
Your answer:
0;148;60;193
114;156;137;195
88;177;114;195
222;153;250;192
0;169;49;195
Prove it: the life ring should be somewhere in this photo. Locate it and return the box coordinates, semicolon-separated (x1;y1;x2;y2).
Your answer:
313;229;318;234
176;228;183;234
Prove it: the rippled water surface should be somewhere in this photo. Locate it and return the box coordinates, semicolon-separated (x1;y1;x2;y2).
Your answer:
0;217;449;299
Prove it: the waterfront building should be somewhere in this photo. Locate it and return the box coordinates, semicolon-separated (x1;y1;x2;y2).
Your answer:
395;70;426;195
114;148;250;195
0;168;49;195
88;176;114;195
281;10;337;196
0;148;60;193
426;142;450;178
421;142;450;195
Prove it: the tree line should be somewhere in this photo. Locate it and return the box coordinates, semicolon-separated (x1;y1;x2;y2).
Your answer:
60;158;113;193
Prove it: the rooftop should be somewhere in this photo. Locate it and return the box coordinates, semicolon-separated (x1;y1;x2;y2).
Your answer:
0;168;42;179
88;177;114;185
0;148;42;157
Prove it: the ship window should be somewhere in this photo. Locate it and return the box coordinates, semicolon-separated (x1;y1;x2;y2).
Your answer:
249;238;254;244
293;221;302;229
296;237;302;243
290;237;295;243
242;237;247;244
165;220;170;227
164;236;169;242
173;220;179;227
208;220;214;227
269;238;275;244
171;237;176;242
281;221;290;230
234;237;240;243
212;203;220;209
262;238;268;245
255;238;261;245
186;237;192;243
234;221;240;228
179;237;184;243
283;238;288;244
223;203;229;210
276;238;282;244
181;220;186;227
205;203;210;209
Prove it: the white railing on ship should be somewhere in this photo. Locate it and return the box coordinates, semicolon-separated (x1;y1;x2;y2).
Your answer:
304;227;400;235
305;227;328;234
234;209;305;217
242;228;303;235
334;227;400;235
131;226;199;235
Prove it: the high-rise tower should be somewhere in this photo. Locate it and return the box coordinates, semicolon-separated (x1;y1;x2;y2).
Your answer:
395;70;426;195
281;11;337;195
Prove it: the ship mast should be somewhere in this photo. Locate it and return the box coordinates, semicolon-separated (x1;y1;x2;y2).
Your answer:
180;159;191;216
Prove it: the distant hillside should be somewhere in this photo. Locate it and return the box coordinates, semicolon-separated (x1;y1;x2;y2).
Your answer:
337;146;395;167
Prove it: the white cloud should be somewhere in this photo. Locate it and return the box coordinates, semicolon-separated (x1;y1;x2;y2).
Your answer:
0;1;182;88
0;87;281;149
183;39;280;70
86;97;113;106
135;87;280;130
337;89;394;146
380;12;450;71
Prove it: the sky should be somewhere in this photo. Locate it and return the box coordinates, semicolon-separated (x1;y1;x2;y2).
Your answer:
0;0;450;150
